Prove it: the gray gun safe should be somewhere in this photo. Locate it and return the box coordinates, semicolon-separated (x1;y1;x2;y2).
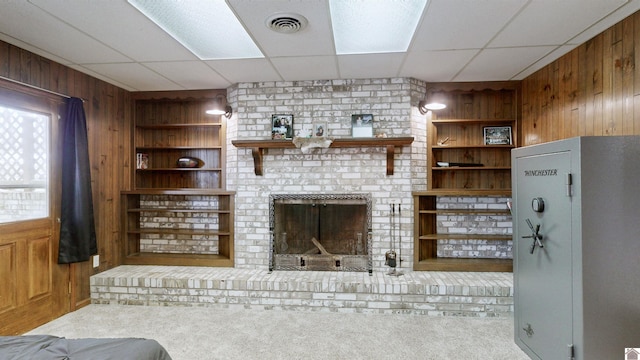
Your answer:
512;136;640;359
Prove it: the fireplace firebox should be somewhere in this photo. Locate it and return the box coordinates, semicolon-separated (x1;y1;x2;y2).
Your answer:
269;194;372;273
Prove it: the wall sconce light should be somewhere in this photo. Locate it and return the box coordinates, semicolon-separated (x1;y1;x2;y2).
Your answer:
205;94;233;119
418;87;446;114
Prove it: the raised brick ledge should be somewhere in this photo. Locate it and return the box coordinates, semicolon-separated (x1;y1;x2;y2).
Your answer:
90;266;513;317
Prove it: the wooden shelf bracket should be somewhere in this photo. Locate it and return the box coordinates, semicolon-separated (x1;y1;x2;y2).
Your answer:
251;147;264;176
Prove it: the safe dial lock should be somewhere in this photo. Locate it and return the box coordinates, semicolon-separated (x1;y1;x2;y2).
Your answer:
531;197;545;212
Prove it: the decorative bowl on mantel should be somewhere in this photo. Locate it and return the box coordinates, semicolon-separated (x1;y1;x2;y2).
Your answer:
176;157;203;168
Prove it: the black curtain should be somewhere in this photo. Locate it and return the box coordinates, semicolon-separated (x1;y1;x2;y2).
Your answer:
58;97;97;264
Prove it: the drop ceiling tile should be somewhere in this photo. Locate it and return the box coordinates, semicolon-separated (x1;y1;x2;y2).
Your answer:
569;0;640;45
0;1;131;64
67;64;137;91
143;61;231;90
400;50;478;82
271;56;339;81
228;0;335;57
490;0;628;47
205;59;282;84
411;0;527;51
337;54;406;79
27;0;198;62
513;44;579;80
0;33;72;65
82;63;180;91
454;46;557;82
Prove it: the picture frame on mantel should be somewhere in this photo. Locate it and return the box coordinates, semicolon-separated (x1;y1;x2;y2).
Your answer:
313;121;327;137
351;114;373;137
272;114;294;139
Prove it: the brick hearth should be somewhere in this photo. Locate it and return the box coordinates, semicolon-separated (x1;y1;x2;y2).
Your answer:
91;266;513;317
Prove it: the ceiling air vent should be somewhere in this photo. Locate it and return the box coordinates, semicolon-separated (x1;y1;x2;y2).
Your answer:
266;13;308;34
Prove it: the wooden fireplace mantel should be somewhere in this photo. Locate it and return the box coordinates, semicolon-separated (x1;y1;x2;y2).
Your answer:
231;137;414;176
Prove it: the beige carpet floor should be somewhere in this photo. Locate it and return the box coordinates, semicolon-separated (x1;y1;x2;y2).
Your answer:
27;304;529;360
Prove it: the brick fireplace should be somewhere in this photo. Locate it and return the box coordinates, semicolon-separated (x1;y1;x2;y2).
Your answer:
224;77;512;273
226;78;427;273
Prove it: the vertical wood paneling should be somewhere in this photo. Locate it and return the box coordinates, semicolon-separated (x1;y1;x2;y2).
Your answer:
522;11;640;143
622;17;635;135
0;40;130;309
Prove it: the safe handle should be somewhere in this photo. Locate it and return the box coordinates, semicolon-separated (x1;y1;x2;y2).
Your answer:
522;218;543;254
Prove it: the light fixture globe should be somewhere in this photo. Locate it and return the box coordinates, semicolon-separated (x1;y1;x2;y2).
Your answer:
205;95;233;118
426;101;446;111
419;87;447;114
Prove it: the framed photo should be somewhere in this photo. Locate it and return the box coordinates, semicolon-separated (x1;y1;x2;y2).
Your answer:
272;114;294;139
351;114;373;137
483;126;512;145
312;121;327;137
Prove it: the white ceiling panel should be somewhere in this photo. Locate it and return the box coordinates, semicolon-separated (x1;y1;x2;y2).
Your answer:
337;54;406;79
0;1;131;64
569;0;640;45
82;63;179;92
271;56;339;81
142;61;231;90
512;44;580;80
205;59;283;84
27;0;198;62
454;46;557;81
411;0;527;51
67;64;136;91
490;0;629;47
400;50;479;82
0;0;639;91
0;33;72;65
228;0;335;57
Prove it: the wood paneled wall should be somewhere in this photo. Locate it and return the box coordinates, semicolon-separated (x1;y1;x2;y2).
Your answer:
522;11;640;145
0;40;131;308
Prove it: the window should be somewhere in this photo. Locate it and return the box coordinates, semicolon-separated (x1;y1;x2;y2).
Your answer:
0;104;50;223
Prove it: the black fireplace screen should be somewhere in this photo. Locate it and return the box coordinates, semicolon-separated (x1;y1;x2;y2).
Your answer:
269;194;372;272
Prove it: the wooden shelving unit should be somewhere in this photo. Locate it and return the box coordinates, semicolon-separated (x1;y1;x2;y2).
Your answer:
428;117;516;191
413;190;512;272
415;83;520;271
121;189;234;267
232;137;414;175
122;91;234;267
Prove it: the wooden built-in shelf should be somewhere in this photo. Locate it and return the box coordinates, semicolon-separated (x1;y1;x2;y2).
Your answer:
231;137;414;176
122;189;233;195
432;145;515;149
431;118;515;124
121;189;235;267
136;123;222;129
413;189;512;196
413;190;513;272
136;168;223;172
414;258;513;272
122;253;234;267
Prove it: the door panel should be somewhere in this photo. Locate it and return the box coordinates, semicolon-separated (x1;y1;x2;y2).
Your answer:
0;243;17;312
515;151;573;359
27;236;52;299
0;219;69;335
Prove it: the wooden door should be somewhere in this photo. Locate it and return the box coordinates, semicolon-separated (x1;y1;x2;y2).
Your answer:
0;83;70;335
